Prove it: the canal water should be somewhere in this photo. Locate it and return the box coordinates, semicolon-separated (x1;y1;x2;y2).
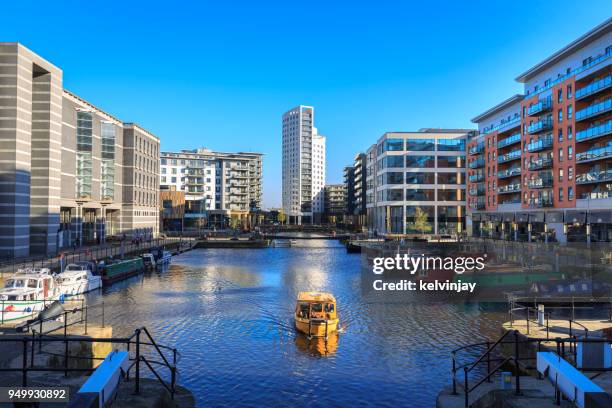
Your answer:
88;239;508;407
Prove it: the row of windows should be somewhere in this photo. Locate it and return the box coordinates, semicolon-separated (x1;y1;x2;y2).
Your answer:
377;172;463;185
377;188;464;202
378;155;465;169
378;138;465;154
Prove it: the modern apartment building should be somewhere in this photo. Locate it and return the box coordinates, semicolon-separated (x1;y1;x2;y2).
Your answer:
0;43;160;257
282;105;326;224
343;153;368;228
323;184;346;223
468;19;612;243
159;148;263;230
366;129;471;236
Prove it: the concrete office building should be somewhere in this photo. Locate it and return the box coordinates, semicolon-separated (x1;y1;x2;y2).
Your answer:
282;105;326;224
0;43;160;257
467;19;612;243
160;148;263;230
323;184;346;223
366;129;471;236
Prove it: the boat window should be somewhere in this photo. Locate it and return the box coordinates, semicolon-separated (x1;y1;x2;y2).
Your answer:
28;279;37;288
12;279;25;288
311;303;323;313
299;303;310;318
5;279;15;288
324;303;335;313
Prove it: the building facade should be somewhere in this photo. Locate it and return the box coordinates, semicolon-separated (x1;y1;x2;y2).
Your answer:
467;19;612;243
160;148;263;230
0;43;160;257
323;184;346;223
282;105;326;224
366;130;471;236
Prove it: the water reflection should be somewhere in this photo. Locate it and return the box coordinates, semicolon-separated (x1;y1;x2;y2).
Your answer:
83;240;507;407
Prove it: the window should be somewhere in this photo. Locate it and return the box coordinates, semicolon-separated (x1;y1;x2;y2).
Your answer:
567;105;572;120
558;148;563;162
384;189;403;201
384;172;404;184
406;155;435;168
438;155;465;168
405;172;434;184
558;109;563;123
558;128;563;142
438;189;463;201
384;155;404;168
558;188;564;202
557;89;563;103
559;169;564;181
384;138;404;151
567;84;572;99
568;166;573;181
437;172;460;184
567;126;573;140
76;111;93;198
406;139;435;151
568;186;574;200
100;121;115;200
568;146;573;160
405;189;435;201
438;139;465;152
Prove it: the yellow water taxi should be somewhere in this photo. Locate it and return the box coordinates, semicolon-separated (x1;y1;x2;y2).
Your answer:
294;292;339;338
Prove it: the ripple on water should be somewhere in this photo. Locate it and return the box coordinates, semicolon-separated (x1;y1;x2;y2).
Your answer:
88;243;506;407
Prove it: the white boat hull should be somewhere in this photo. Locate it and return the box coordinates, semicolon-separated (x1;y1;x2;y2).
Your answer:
0;299;56;323
59;277;102;296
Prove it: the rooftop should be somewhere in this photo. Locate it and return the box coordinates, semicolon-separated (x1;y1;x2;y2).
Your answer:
471;94;524;123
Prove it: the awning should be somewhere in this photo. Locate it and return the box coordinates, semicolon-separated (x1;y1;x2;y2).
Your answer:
529;212;545;223
516;212;529;223
565;210;586;224
545;211;563;223
587;210;612;224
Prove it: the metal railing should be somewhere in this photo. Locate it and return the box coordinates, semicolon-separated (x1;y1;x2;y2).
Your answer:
0;305;178;399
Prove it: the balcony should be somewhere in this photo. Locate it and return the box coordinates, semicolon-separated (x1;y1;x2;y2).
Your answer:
497;133;521;149
468;143;485;155
468;158;485;169
527;156;553;171
576;120;612;142
468;183;485;196
527;118;553;134
575;98;612;122
532;198;554;208
498;149;521;164
498;183;521;194
527;99;552;116
468;173;484;183
470;202;486;210
528;175;553;189
576;169;612;185
498;167;521;179
576;75;612;100
576;144;612;163
527;136;553;152
481;116;521;135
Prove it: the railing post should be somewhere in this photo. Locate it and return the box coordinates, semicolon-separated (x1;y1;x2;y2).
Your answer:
171;366;176;400
135;328;141;394
31;331;35;368
485;341;491;382
84;306;88;335
526;307;530;335
463;366;469;408
514;330;521;395
22;338;27;386
452;352;457;395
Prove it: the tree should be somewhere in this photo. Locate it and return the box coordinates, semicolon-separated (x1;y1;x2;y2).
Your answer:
229;215;240;230
277;209;286;225
413;207;432;236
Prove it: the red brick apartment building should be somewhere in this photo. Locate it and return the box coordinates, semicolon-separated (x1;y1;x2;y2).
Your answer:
467;18;612;243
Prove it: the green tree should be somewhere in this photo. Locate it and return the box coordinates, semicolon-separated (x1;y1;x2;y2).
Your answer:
277;210;286;225
413;207;432;236
229;215;240;230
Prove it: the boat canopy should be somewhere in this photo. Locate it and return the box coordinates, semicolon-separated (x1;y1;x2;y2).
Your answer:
297;292;336;303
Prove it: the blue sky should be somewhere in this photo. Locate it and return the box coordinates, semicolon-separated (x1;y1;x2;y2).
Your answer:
3;1;611;208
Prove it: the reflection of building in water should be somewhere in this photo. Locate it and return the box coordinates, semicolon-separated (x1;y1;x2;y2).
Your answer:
467;20;612;244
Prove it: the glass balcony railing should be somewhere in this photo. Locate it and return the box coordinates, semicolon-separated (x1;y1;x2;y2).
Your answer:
497;133;521;149
527;157;553;171
497;167;521;179
469;144;485;155
576;169;612;184
470;202;486;210
575;98;612;121
527;136;553;152
527;99;552;116
468;158;485;169
481;116;521;135
576;144;612;163
528;176;553;189
498;149;521;163
576;75;612;100
527;118;553;134
576;120;612;142
468;173;484;183
468;185;485;196
498;183;521;194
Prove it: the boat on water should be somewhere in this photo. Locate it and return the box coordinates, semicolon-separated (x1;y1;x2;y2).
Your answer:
272;239;296;248
294;291;339;338
0;268;60;323
143;247;172;268
57;263;102;296
99;257;144;284
141;253;156;269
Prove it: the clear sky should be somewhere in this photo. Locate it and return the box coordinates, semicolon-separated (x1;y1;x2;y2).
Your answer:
3;1;611;208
